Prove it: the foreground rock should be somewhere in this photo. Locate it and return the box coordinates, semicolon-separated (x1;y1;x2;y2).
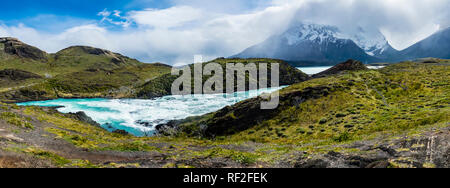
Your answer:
67;111;100;127
295;128;450;168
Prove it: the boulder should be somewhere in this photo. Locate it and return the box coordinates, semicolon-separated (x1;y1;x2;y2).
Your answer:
68;111;100;126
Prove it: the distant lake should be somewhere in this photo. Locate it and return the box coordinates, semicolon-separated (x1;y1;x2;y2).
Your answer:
297;67;332;75
17;87;285;137
297;66;385;75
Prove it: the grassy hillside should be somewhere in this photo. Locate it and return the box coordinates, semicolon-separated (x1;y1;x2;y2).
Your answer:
2;38;307;102
0;38;172;102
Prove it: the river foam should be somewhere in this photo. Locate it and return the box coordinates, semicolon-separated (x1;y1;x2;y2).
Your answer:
17;87;284;136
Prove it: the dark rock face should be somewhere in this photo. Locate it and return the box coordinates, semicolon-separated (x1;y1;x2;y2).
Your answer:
0;69;42;81
56;45;113;56
56;46;130;64
0;37;47;60
67;111;100;127
312;59;368;78
3;89;50;102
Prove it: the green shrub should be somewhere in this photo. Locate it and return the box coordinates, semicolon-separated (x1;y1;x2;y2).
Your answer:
232;153;258;165
319;118;328;124
0;112;34;129
333;132;352;142
336;113;347;118
109;141;155;152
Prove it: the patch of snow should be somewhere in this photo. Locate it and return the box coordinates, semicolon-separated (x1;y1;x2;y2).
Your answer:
284;24;342;45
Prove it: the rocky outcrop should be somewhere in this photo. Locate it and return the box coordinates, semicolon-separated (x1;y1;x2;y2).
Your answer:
56;46;116;56
1;89;52;103
0;69;42;81
0;37;47;60
55;46;134;65
312;59;369;78
67;111;100;127
294;128;450;168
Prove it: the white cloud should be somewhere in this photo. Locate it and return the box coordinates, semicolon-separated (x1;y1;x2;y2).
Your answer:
129;6;203;29
113;10;122;17
98;9;112;18
1;0;449;64
98;9;132;28
0;25;9;36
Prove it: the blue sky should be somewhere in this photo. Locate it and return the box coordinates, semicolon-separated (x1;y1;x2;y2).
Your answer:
0;0;270;32
0;0;448;65
0;0;170;20
0;0;171;32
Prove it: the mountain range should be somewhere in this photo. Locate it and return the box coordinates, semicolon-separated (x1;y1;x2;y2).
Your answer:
233;23;450;66
400;27;450;60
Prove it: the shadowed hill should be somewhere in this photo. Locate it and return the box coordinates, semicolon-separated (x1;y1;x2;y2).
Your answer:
54;46;141;68
400;27;450;60
0;37;47;61
0;38;172;102
312;59;369;78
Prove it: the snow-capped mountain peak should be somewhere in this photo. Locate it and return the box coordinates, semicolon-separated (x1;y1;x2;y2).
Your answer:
281;23;391;57
232;22;400;65
347;26;390;56
283;23;345;45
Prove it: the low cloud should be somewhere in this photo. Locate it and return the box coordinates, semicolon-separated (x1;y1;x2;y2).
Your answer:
129;6;203;29
1;0;449;65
